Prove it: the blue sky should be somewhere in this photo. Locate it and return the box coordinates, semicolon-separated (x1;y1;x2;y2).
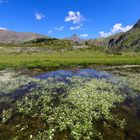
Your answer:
0;0;140;38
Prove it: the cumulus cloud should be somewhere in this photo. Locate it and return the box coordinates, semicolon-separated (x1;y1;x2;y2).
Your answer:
54;26;64;31
99;31;112;38
70;24;83;30
80;34;89;37
112;23;133;33
35;12;45;20
65;11;85;24
99;23;133;38
0;27;7;30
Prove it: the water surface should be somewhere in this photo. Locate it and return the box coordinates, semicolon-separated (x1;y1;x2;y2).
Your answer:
35;68;112;81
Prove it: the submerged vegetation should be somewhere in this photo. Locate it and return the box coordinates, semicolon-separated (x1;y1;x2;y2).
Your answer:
0;69;140;140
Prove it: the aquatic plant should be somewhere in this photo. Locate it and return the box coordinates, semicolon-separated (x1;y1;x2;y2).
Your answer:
0;70;38;94
15;77;125;140
0;70;140;139
126;73;140;92
45;79;124;140
2;108;12;123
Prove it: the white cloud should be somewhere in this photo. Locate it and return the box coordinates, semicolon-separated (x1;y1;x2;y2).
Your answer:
111;23;133;33
48;30;52;34
70;24;83;30
35;12;45;20
0;27;7;30
48;26;64;35
99;31;112;38
54;26;64;31
65;11;85;24
99;23;133;38
80;34;89;37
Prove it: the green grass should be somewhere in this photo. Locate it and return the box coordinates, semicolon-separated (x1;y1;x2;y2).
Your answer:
0;50;140;70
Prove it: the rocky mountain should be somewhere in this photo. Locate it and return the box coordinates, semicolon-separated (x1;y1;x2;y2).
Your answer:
0;19;140;53
107;19;140;52
86;33;124;48
0;29;44;43
85;19;140;52
69;34;85;43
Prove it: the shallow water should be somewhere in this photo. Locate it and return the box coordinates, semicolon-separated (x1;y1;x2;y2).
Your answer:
0;66;140;140
35;68;112;81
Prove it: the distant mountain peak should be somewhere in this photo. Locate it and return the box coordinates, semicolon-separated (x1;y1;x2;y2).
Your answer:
70;34;84;42
0;30;44;43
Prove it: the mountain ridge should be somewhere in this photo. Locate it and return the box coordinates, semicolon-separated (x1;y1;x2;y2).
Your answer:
106;19;140;52
0;29;44;43
0;19;140;52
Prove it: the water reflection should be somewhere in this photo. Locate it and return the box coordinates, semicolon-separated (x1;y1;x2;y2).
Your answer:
35;68;112;81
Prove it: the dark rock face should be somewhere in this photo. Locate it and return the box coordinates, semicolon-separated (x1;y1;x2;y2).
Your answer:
108;34;126;51
130;39;140;46
115;34;126;44
108;38;115;49
107;19;140;52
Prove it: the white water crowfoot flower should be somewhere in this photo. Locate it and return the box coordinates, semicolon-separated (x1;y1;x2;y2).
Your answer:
1;70;140;140
0;70;39;94
45;79;125;140
2;108;12;122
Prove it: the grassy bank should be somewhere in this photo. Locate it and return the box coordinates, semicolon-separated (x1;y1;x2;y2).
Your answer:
0;51;140;70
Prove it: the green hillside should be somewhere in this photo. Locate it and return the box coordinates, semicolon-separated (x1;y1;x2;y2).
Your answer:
106;19;140;52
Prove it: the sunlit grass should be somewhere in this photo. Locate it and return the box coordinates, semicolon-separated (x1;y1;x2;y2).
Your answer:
0;51;140;69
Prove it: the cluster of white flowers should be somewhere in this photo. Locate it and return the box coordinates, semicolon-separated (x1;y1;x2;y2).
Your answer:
0;70;39;94
0;70;140;140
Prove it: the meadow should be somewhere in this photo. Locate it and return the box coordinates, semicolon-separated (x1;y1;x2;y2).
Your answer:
0;49;140;70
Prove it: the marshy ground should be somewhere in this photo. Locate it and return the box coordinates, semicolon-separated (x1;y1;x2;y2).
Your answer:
0;65;140;140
